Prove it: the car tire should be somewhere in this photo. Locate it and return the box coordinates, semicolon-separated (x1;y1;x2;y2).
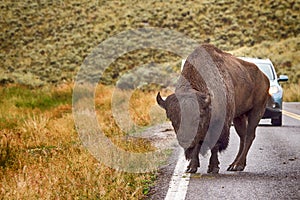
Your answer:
271;114;282;126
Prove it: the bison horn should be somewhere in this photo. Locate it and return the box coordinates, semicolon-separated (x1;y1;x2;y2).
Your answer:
204;94;211;108
156;92;166;109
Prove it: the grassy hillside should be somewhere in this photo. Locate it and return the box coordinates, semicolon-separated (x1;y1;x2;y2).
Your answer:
1;0;299;86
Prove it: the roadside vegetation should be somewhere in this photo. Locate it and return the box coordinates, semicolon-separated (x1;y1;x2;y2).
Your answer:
0;84;163;199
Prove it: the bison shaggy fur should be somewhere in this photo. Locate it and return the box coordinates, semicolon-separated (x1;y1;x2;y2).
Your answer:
157;44;270;173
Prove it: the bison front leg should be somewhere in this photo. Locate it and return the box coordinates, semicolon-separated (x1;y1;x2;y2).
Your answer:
208;144;220;173
185;143;201;173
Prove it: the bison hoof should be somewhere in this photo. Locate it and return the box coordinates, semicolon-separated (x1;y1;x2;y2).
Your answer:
207;166;219;174
186;167;198;173
227;164;245;171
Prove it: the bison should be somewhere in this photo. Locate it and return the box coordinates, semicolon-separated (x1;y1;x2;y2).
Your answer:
157;44;270;173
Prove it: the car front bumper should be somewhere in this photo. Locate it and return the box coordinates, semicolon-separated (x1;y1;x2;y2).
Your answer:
262;106;282;119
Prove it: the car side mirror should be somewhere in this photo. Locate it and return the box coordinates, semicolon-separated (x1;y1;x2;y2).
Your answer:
278;75;288;82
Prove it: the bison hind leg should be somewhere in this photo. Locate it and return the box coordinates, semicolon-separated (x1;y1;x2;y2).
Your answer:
207;144;220;173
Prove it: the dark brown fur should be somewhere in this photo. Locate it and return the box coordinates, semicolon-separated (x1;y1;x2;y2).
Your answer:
157;44;270;173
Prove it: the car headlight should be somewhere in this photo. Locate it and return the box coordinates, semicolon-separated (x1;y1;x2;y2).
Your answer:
269;85;279;95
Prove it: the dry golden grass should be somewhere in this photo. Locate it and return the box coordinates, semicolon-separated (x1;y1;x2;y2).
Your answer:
2;69;295;199
283;83;300;102
0;83;163;199
94;85;169;153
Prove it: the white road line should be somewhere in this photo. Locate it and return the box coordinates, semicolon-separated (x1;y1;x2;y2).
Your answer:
163;107;299;199
165;148;190;200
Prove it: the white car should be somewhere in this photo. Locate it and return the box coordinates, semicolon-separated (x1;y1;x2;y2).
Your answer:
239;57;288;126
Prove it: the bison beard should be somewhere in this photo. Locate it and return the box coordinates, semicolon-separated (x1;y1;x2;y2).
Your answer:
157;44;270;173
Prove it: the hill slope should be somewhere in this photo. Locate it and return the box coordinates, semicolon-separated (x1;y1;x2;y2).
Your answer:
0;0;299;86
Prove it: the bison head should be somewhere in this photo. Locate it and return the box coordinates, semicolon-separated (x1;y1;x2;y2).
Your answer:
156;91;211;149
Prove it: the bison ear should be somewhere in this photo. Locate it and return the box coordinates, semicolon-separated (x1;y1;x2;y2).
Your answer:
156;92;166;109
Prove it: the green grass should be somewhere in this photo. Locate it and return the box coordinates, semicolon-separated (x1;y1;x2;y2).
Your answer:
0;84;162;199
0;86;72;110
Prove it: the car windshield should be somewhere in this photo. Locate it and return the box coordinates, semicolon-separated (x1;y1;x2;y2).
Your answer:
255;63;275;80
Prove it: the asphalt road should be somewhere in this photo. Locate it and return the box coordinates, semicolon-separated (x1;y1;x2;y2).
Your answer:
150;102;300;200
